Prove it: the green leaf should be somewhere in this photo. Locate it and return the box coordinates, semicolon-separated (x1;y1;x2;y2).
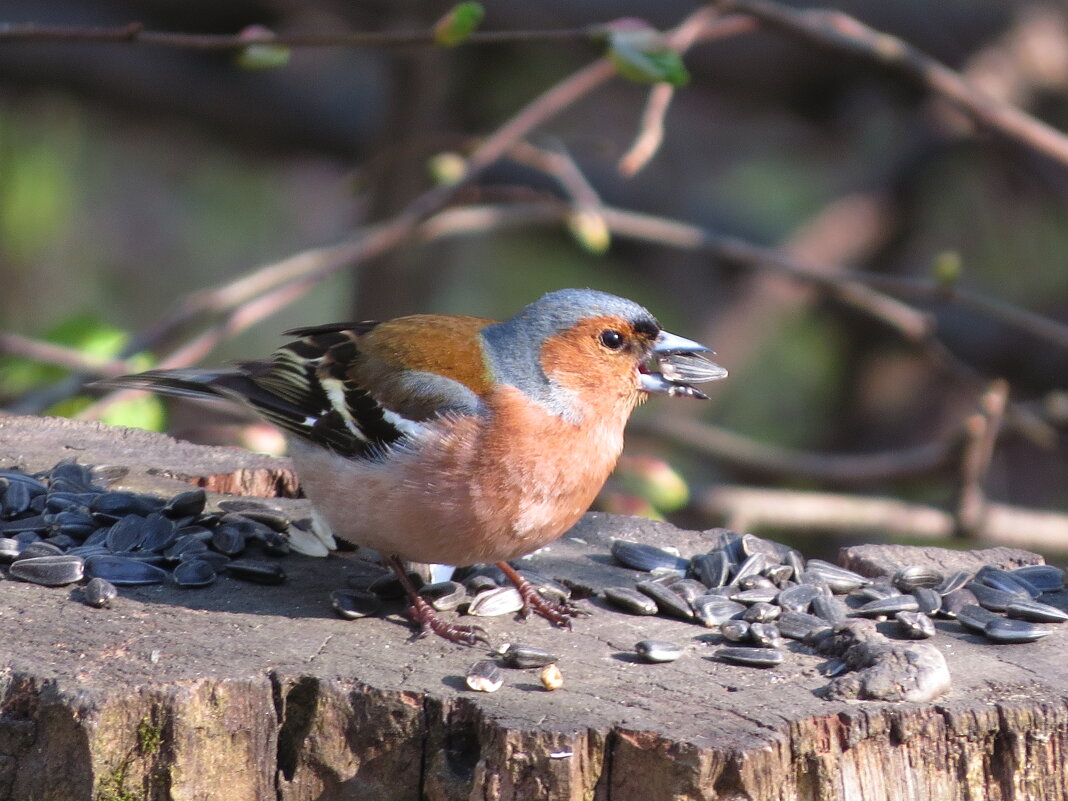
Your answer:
434;2;485;47
235;26;291;70
567;210;611;255
427;152;467;186
607;22;689;86
932;250;963;288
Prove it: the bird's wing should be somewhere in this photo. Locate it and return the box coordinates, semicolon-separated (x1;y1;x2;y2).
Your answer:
101;315;496;458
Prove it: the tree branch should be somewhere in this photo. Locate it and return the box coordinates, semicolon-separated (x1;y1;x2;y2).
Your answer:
0;21;599;49
721;0;1068;169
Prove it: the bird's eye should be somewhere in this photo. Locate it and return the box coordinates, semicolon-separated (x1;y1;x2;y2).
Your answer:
599;329;625;350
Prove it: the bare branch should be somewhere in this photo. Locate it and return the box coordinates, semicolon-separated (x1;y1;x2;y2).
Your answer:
0;21;599;49
635;415;955;485
721;0;1068;169
955;379;1010;537
618;84;676;177
0;333;136;378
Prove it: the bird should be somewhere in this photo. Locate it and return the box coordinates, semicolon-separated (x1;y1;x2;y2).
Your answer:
103;288;726;644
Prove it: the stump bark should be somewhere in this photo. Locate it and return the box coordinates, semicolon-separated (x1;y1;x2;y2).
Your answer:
1;415;1067;801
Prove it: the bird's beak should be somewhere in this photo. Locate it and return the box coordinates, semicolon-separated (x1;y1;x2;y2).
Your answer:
639;330;727;399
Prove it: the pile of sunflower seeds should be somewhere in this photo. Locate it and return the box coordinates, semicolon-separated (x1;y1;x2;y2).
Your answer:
604;531;1066;669
0;459;303;603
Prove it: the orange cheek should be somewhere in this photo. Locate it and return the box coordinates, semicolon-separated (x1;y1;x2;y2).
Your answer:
539;323;642;412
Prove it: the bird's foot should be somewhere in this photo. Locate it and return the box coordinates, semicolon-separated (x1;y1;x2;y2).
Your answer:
387;554;489;646
406;596;490;646
496;561;584;629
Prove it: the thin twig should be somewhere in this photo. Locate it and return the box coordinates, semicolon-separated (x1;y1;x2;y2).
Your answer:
635;415;956;485
619;84;676;177
617;9;757;176
955;379;1010;537
721;0;1068;168
508;142;606;214
0;333;136;378
0;21;599;49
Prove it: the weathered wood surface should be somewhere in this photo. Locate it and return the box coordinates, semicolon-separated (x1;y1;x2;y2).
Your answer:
1;415;1068;801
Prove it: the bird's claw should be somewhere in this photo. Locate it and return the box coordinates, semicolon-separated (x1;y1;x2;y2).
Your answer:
406;597;490;646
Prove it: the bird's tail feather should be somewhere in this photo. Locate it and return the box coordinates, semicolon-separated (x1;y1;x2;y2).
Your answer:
93;368;317;436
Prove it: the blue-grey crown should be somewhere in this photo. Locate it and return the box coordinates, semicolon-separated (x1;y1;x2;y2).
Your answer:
480;289;659;419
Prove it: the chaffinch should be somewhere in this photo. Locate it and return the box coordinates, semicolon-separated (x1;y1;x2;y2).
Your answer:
108;288;725;643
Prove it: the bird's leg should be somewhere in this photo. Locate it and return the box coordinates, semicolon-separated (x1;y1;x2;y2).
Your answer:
387;556;489;646
496;561;580;628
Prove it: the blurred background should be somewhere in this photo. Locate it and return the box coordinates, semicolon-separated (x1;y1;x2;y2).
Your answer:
2;0;1068;559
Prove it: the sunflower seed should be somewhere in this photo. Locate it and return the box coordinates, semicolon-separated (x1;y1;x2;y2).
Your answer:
9;554;85;586
731;586;779;605
225;560;286;585
16;541;63;560
105;516;147;553
763;564;794;585
635;640;683;663
965;582;1021;612
893;566;944;593
163;489;207;518
603;586;658;615
690;551;731;588
749;622;782;647
716;646;783;667
956;604;1002;633
851;595;920;618
912;587;942;616
778;610;831;640
720;619;751;642
935;570;973;595
610;540;688;573
211;524;246;557
896;611;936;639
1;480;33;517
693;596;745;627
463;574;500;595
419;581;466;612
465;660;503;692
140;514;177;552
1005;599;1068;623
83;577;118;608
811;592;848;624
172;559;216;588
940;588;978;619
85;555;168;585
0;538;20;562
1010;564;1064;593
669;578;708;605
743;602;780;623
467;587;524;617
731;553;767;583
636;580;694;621
983;617;1052;644
804;560;870;593
331;589;381;620
974;566;1040;599
500;643;558;668
777;583;819;612
91;491;164;519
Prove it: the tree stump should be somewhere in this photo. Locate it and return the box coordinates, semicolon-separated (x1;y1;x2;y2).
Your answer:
1;415;1067;801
